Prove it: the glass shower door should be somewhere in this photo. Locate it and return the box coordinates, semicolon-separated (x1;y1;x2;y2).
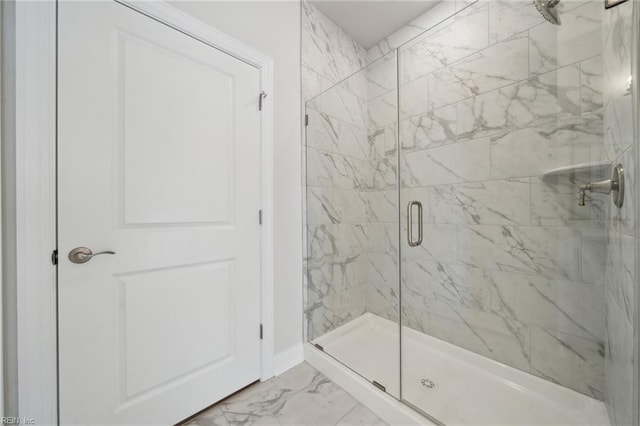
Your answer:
305;52;401;398
397;0;626;424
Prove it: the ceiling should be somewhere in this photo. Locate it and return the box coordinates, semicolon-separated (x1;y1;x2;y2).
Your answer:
309;1;441;48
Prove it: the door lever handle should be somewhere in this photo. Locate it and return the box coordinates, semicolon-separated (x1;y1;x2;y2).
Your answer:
68;247;116;264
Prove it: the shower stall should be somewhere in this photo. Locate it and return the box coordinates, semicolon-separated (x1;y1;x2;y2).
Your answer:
303;0;638;424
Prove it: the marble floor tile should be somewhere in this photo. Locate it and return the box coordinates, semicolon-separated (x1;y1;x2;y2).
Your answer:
186;363;387;426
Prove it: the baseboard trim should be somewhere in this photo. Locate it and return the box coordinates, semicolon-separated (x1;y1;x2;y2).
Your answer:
273;343;304;376
304;343;432;426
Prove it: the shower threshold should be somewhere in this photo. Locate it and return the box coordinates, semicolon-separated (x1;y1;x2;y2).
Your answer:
312;313;610;426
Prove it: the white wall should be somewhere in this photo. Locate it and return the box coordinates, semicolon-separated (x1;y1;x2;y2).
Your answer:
168;1;303;355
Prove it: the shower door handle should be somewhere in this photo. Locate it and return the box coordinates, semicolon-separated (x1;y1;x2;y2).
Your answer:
407;201;423;247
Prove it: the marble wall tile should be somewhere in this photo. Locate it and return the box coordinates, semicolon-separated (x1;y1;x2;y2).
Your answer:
605;294;634;426
581;55;604;115
367;1;458;63
491;271;604;341
307;224;368;264
402;138;491;186
306;147;372;190
458;225;581;281
400;105;457;151
399;76;429;119
580;227;607;286
490;115;603;179
427;300;531;371
368;124;397;160
529;1;602;75
400;5;489;83
456;64;582;141
366;53;396;101
428;33;529;109
302;2;367;100
488;0;545;44
530;327;605;399
367;91;397;132
366;253;399;321
306;108;369;160
306;187;367;225
602;0;633;159
405;258;493;311
307;85;367;129
362;190;397;223
429;178;531;225
371;154;398;191
401;224;458;264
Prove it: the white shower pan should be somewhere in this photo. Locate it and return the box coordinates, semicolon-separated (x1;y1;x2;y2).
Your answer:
310;313;610;426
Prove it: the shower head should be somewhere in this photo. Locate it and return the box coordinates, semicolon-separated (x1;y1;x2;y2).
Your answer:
533;0;561;25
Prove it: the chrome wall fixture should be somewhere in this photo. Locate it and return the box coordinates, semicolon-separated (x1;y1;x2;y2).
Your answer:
579;163;624;208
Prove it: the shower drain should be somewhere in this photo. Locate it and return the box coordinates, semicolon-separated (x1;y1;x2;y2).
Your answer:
421;378;436;389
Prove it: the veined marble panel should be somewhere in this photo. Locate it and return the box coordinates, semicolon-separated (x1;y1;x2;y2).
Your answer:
371;154;398;191
306;147;372;190
490;116;603;179
488;0;545;45
401;223;458;264
306;187;367;225
529;1;603;75
457;64;582;141
428;178;531;225
427;300;531;371
580;55;604;115
602;0;633;158
362;190;397;223
368;91;397;132
366;253;399;321
605;293;634;426
400;5;489;83
366;53;397;101
302;2;367;99
402;138;491;186
307;84;367;129
530;327;604;400
405;258;493;311
491;270;604;341
581;227;607;286
428;33;529;109
458;225;581;281
399;76;429;119
368;124;397;161
307;224;368;264
400;104;457;151
367;1;457;63
366;223;399;256
306;108;369;161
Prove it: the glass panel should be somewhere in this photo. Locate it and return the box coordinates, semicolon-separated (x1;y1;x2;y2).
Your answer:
305;52;400;397
397;0;631;424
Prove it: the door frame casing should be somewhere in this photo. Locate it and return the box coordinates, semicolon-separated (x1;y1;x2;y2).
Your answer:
11;1;275;423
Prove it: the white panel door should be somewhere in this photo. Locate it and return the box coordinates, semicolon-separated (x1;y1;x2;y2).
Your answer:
58;2;262;424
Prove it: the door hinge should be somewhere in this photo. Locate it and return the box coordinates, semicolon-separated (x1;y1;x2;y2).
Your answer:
259;91;267;111
372;381;386;392
51;249;58;265
260;324;263;340
305;114;309;126
259;209;263;225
